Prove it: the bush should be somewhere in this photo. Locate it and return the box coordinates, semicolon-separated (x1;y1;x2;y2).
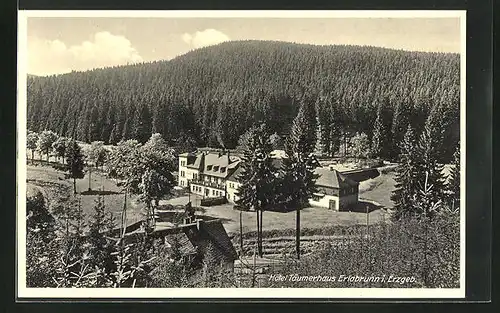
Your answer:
261;212;460;288
233;224;367;243
233;204;251;212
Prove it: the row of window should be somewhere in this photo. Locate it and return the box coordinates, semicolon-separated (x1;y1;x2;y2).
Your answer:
191;184;224;197
206;165;227;173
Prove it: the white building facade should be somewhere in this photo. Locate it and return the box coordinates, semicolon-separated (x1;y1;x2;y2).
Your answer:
178;151;359;211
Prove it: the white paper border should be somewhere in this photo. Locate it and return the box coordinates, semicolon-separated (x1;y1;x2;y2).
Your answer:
17;10;466;299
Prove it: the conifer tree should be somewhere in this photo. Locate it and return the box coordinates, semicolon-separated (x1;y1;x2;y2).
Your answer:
53;196;88;287
447;144;460;211
371;99;389;159
66;139;86;194
350;132;370;161
151;101;167;137
286;100;317;154
109;124;120;145
121;105;135;141
88;195;114;286
391;125;422;220
390;99;411;160
26;189;57;287
235;123;278;257
283;101;320;259
134;104;153;144
417;103;446;206
88;106;100;142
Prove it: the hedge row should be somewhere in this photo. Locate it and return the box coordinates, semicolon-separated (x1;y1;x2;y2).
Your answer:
233;224;367;242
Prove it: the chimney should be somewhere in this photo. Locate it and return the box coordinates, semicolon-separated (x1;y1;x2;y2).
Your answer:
196;219;203;231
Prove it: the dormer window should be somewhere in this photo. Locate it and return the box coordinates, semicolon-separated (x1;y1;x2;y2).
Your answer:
220;167;226;173
213;166;219;172
207;165;213;171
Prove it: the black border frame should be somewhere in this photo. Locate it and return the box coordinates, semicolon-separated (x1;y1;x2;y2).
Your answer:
6;0;493;307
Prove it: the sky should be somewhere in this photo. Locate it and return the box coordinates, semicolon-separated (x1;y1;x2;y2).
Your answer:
25;16;461;76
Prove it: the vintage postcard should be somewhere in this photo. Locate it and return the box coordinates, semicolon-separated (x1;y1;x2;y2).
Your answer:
17;10;466;299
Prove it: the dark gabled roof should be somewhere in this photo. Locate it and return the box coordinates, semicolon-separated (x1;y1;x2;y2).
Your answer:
164;232;197;255
185;152;241;178
202;153;240;178
200;220;239;261
314;168;359;189
129;219;238;262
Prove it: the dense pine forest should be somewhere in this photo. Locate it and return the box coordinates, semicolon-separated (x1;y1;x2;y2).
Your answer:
27;40;460;162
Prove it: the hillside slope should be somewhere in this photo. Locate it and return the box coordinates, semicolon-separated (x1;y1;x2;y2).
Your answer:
27;40;460;160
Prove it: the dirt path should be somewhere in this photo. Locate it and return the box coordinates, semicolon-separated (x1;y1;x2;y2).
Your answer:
161;194;388;235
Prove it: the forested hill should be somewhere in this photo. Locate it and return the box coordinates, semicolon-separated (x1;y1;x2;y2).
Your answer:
27;40;460;161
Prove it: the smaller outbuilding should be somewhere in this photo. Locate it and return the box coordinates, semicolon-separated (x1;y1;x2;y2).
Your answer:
310;168;360;211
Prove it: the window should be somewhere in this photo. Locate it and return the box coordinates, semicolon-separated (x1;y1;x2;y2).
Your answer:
180;181;184;186
220;167;226;173
213;166;219;172
212;190;216;196
207;165;213;171
180;171;185;177
181;161;186;166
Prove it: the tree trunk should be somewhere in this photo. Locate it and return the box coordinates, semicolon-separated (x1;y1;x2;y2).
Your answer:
256;210;261;258
296;206;301;259
31;150;34;165
88;166;92;191
73;177;77;194
259;210;263;257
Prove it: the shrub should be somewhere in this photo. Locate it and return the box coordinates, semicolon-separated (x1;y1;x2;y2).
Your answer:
261;211;460;288
200;196;227;207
